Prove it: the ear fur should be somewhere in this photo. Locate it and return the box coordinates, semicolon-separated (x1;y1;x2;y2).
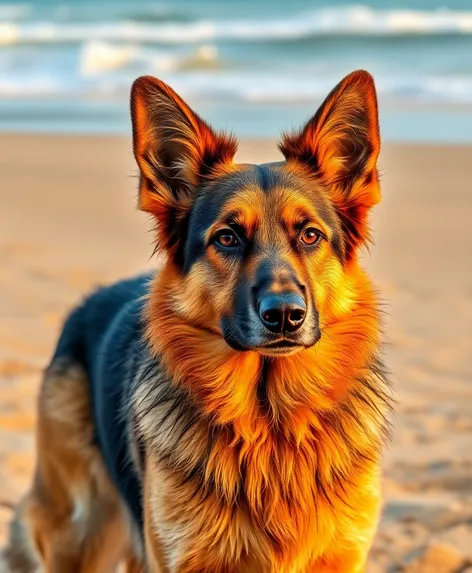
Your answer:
279;70;381;259
131;76;237;255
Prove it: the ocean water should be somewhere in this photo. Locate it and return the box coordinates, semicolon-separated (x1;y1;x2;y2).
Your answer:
1;0;472;141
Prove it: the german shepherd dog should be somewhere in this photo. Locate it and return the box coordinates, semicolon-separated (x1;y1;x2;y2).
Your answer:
6;70;392;572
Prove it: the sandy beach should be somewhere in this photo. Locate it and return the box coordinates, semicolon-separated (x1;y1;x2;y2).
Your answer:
0;134;471;572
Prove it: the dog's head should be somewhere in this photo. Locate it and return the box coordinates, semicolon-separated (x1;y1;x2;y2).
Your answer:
131;70;380;358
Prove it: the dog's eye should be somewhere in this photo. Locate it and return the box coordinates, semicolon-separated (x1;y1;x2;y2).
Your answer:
215;230;239;248
300;228;322;246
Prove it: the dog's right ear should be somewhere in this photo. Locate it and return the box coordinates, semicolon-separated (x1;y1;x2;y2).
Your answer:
131;76;237;255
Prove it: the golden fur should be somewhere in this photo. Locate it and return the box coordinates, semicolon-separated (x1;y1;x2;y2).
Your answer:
6;70;391;573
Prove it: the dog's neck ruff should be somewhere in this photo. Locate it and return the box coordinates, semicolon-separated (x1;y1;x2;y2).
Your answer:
134;273;392;553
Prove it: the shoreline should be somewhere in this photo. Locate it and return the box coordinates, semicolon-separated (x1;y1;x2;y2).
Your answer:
1;98;472;144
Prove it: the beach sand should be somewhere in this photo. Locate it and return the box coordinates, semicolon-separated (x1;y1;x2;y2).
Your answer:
0;134;471;571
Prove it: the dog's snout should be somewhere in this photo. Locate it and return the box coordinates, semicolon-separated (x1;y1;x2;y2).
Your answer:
258;293;306;333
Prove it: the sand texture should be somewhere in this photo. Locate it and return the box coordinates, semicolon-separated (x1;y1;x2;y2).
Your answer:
0;134;471;571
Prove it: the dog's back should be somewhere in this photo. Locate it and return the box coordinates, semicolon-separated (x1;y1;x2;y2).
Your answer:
53;274;151;370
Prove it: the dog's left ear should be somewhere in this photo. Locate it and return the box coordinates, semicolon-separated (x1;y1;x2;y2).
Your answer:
279;70;380;258
131;76;237;255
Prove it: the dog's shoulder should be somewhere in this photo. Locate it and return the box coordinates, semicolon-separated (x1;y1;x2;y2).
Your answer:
52;272;154;368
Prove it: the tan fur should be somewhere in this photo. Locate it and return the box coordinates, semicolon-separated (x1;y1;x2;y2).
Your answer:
4;360;144;573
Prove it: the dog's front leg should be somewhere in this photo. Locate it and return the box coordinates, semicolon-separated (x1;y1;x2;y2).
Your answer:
143;457;170;573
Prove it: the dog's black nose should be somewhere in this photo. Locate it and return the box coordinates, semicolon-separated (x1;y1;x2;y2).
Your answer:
258;293;306;333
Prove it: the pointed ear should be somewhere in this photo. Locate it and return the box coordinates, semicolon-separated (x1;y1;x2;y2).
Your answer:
131;75;237;255
279;70;381;258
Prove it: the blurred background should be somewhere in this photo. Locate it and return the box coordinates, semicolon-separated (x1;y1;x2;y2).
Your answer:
1;0;472;140
0;1;471;572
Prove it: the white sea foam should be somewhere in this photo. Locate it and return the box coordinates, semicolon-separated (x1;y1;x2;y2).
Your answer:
2;6;472;46
80;42;139;76
173;73;472;104
79;41;219;76
0;76;67;97
2;69;472;105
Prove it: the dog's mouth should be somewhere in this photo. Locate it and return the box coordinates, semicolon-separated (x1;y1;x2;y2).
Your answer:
222;318;321;356
257;339;304;357
223;333;304;356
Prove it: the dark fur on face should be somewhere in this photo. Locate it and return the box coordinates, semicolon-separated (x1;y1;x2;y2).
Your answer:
184;164;334;353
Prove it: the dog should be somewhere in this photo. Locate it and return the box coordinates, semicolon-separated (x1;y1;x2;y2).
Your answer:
5;69;392;573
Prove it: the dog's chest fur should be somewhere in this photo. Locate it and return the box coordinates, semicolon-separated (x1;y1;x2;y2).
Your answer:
130;351;388;569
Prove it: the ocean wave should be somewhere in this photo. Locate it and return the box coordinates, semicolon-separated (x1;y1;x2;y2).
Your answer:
2;70;472;104
198;73;472;104
1;6;472;45
0;76;76;97
79;41;219;76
